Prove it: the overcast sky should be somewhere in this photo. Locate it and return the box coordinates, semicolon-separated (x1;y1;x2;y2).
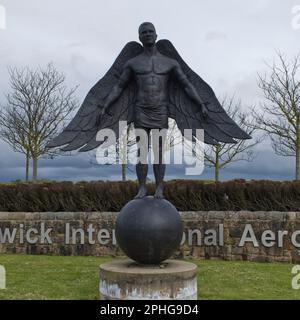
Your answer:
0;0;299;182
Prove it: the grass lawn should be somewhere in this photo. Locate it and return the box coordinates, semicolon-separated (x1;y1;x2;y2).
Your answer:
0;254;299;300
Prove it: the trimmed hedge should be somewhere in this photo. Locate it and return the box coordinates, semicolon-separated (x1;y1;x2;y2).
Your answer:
0;180;300;212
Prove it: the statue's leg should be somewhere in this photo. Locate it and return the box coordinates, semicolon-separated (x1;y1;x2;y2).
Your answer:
134;128;150;199
134;163;148;199
153;130;166;199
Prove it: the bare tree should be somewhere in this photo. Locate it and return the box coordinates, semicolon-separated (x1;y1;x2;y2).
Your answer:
253;52;300;180
118;124;136;181
205;96;261;182
0;105;31;181
0;63;79;181
89;123;137;181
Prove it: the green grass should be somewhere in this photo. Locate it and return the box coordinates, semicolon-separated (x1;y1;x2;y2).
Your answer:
0;254;299;300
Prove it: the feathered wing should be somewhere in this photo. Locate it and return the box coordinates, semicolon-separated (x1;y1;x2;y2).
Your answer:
47;41;143;152
156;39;251;145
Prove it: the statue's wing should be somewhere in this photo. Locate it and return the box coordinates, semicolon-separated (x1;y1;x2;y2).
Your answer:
156;39;251;145
47;41;143;152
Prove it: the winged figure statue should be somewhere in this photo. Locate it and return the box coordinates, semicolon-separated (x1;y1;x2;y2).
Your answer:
48;22;251;199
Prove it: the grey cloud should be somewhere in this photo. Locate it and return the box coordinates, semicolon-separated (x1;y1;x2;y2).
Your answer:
204;31;227;42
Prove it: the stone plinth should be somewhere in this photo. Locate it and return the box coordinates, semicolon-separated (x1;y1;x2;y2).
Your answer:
99;259;197;300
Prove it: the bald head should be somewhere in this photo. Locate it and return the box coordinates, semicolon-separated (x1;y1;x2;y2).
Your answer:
138;22;157;47
138;22;156;35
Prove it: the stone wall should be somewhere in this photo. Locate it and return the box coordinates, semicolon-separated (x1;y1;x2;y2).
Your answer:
0;211;300;262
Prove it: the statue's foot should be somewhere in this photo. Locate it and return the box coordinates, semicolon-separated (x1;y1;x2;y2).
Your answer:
134;185;148;199
154;185;165;199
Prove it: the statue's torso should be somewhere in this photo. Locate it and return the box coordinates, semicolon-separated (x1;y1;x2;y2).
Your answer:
129;53;175;106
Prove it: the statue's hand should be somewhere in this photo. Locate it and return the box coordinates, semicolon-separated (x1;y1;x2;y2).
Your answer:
97;103;113;125
99;107;106;118
98;101;111;116
96;105;108;126
201;103;208;119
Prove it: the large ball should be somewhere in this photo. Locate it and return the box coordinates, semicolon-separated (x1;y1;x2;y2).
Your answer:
115;196;183;264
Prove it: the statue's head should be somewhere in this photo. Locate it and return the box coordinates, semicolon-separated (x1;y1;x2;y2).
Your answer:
138;22;157;46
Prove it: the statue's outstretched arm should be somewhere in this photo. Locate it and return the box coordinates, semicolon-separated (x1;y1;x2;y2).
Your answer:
173;62;208;117
100;64;132;116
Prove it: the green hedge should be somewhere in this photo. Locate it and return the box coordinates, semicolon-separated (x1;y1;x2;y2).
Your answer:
0;180;299;212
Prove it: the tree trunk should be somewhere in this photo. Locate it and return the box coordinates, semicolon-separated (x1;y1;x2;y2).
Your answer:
32;156;38;181
215;145;220;182
296;129;300;180
25;152;30;182
122;163;126;182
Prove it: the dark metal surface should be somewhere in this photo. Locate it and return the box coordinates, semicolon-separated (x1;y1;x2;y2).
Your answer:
115;196;183;264
48;23;250;151
48;22;251;199
47;22;252;264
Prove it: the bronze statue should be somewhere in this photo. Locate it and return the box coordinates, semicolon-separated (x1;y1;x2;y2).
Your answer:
48;22;250;199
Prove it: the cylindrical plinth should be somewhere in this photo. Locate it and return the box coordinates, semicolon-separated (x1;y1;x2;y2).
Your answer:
99;259;197;300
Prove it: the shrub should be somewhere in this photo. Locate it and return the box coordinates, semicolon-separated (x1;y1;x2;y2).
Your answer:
0;180;299;212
